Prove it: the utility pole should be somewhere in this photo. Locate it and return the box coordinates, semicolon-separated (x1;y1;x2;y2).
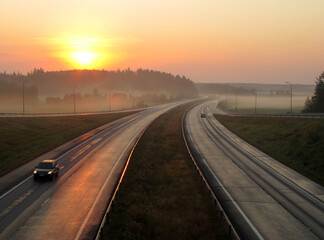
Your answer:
225;91;228;109
235;90;238;112
285;82;293;113
73;86;77;114
109;89;113;111
22;79;29;115
109;89;111;111
254;92;257;114
106;90;108;111
132;88;135;109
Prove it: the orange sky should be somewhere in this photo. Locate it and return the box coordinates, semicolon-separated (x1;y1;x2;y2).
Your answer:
0;0;323;83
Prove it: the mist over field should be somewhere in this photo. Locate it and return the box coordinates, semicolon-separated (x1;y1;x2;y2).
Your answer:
0;69;197;113
1;69;317;114
219;95;308;113
197;82;315;113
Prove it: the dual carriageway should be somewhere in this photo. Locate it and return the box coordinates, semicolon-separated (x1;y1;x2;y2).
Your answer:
0;100;323;239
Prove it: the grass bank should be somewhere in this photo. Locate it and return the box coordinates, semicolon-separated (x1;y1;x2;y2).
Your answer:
0;112;137;176
104;102;229;239
215;115;324;186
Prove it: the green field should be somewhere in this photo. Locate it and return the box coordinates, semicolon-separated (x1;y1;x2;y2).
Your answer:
104;102;230;240
0;112;137;176
215;115;324;186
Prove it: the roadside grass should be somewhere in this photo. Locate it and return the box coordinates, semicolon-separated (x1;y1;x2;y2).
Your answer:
215;115;324;186
0;112;138;176
104;102;230;240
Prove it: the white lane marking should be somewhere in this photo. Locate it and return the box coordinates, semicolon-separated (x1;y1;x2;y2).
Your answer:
189;107;264;240
81;145;91;152
74;133;138;240
0;176;32;200
201;158;264;240
0;189;34;218
0;126;113;200
41;198;50;207
70;145;92;162
0;103;181;202
91;138;102;145
57;128;113;161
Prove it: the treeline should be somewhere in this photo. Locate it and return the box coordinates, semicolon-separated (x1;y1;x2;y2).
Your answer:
196;83;255;95
0;78;39;104
303;72;324;113
197;83;296;97
0;68;197;98
0;68;197;112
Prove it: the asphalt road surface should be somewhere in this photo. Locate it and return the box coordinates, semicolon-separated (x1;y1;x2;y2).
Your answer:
0;100;190;240
184;101;324;240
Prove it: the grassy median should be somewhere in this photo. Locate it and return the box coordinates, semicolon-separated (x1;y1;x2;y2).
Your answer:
215;115;324;186
104;102;229;240
0;112;137;176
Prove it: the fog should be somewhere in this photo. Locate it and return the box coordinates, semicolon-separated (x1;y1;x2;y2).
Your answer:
197;82;314;114
1;69;316;114
218;95;308;114
0;69;197;113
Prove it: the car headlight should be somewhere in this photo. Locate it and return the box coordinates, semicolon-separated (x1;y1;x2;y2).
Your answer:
33;170;37;174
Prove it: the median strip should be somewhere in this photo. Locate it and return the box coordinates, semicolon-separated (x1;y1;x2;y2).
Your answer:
102;101;230;239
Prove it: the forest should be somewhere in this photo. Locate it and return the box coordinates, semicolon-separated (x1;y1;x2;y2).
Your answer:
0;68;197;113
196;83;256;96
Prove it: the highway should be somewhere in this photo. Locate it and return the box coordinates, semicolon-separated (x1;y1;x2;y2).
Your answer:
0;100;189;240
183;101;324;240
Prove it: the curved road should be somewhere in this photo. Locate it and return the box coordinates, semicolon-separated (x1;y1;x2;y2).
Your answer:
0;100;190;240
184;101;324;240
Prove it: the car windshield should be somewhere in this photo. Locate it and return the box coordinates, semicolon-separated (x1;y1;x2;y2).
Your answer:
38;162;53;169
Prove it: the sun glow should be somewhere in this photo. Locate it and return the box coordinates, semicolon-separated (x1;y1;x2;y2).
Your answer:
74;51;95;65
43;35;117;69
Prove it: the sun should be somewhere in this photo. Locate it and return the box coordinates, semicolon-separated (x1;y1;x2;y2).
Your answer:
74;51;95;65
57;36;111;68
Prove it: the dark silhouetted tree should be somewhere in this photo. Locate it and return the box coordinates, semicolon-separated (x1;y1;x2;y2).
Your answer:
303;71;324;113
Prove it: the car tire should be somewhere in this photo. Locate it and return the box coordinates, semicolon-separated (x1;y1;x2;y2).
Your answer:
50;176;53;181
33;176;37;181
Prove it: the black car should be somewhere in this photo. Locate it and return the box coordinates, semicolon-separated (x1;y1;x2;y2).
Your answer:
33;159;59;181
201;113;206;118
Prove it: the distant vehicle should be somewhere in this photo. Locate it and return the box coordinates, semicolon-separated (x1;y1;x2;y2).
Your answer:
33;159;59;181
201;113;206;118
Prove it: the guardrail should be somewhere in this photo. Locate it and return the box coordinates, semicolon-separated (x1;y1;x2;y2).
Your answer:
181;110;241;240
0;112;88;116
225;113;324;119
0;109;143;117
0;99;198;117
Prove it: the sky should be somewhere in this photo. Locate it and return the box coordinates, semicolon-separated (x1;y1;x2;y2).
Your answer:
0;0;323;84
